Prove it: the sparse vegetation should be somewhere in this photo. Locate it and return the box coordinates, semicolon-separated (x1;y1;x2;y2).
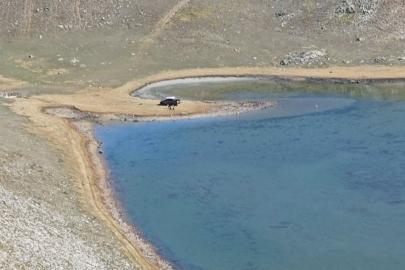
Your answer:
1;1;405;269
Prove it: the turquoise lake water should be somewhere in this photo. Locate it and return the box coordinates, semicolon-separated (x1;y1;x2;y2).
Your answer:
95;80;405;270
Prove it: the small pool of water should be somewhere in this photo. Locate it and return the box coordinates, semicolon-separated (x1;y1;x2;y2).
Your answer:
96;80;405;270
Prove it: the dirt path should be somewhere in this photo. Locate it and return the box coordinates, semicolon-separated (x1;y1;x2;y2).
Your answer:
138;0;191;48
23;0;33;32
153;0;190;32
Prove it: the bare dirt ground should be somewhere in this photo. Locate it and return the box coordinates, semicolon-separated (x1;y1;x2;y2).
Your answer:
2;0;405;269
0;98;145;270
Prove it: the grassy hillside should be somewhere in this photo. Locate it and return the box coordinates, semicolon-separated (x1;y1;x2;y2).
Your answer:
1;0;405;87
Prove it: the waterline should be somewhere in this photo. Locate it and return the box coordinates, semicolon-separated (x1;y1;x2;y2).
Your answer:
96;80;405;270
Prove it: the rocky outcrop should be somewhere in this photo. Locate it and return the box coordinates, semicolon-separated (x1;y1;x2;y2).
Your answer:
280;51;327;66
335;0;356;14
335;0;382;21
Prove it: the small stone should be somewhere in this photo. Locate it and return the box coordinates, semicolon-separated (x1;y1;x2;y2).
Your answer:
275;11;287;17
374;56;386;63
70;57;79;64
58;25;64;29
346;5;355;13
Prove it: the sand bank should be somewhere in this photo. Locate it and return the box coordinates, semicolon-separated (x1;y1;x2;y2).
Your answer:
4;65;405;269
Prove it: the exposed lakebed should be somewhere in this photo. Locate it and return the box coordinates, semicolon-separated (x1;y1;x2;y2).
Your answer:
96;78;405;270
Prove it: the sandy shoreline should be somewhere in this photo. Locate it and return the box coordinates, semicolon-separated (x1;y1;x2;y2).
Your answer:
4;65;405;269
43;95;277;270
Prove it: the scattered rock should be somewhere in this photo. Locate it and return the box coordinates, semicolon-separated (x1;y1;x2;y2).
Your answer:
335;0;383;21
336;0;356;14
0;92;24;99
280;50;327;66
374;56;386;63
275;11;287;17
70;57;80;64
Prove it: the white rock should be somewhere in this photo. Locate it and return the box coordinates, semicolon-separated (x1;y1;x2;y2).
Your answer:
70;58;79;64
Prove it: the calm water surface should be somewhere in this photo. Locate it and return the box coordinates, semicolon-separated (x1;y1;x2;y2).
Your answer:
96;80;405;270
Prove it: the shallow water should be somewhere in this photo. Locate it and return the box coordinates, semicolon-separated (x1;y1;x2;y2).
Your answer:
96;80;405;270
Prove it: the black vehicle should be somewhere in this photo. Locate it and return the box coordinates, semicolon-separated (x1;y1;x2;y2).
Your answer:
159;97;181;106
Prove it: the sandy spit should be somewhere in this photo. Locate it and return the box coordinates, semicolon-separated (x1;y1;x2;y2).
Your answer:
5;65;405;269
